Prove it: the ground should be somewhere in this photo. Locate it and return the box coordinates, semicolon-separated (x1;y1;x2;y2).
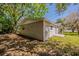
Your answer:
0;32;79;56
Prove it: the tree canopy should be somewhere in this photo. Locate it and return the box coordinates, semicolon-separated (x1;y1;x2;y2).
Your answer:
0;3;48;33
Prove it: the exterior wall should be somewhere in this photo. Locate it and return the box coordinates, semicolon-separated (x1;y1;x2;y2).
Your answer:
18;19;53;41
43;21;50;41
20;21;43;41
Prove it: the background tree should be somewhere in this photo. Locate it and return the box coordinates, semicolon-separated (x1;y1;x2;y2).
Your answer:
55;3;68;33
56;3;68;14
64;12;79;34
56;18;65;33
55;4;78;33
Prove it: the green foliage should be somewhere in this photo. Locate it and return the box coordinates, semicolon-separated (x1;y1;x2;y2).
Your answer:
30;4;48;19
56;3;68;14
56;18;65;23
0;3;48;33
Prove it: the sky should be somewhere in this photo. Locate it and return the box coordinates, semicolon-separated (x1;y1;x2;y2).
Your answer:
44;4;79;22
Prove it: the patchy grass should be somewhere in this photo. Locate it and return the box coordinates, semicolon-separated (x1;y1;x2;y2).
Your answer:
49;32;79;47
49;35;79;46
48;32;79;56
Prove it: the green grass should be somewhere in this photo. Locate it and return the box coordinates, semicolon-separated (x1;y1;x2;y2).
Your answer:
49;35;79;46
63;32;78;36
48;32;79;55
49;32;79;46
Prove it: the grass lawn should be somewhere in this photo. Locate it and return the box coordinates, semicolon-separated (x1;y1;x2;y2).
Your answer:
63;32;78;36
49;32;79;46
48;32;79;55
49;35;79;46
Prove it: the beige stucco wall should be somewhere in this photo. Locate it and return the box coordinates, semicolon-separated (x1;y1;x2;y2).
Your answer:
20;21;43;41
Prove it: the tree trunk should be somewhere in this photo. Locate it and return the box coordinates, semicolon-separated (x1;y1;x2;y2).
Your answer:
77;27;79;35
78;31;79;35
77;29;79;35
72;28;75;32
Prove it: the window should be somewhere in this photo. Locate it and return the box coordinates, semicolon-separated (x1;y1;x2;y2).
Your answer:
50;26;53;30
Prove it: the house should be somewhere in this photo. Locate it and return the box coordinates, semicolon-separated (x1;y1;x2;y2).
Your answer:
17;18;59;41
